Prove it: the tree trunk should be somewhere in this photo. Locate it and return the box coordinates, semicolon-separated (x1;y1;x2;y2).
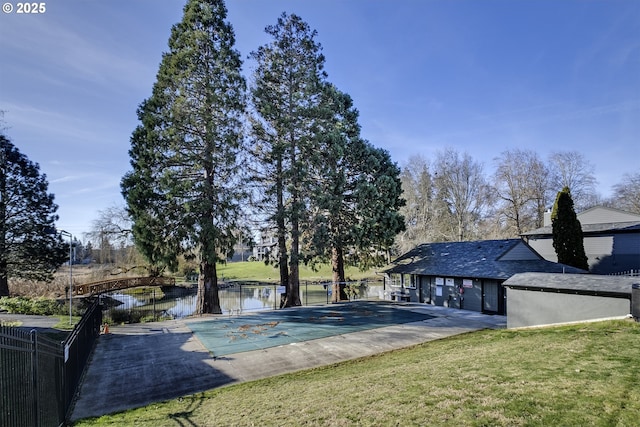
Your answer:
287;221;302;307
331;246;347;302
0;271;8;297
0;227;7;296
196;260;222;314
511;204;521;235
285;189;302;307
0;154;8;297
283;126;301;308
276;157;289;303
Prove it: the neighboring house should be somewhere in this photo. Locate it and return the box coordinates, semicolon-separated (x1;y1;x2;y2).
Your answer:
521;206;640;275
253;231;278;262
384;239;586;315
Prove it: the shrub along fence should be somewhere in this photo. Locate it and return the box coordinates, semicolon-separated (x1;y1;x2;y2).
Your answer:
0;297;102;427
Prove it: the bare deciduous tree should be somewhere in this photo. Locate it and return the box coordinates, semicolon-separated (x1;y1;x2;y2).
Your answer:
493;149;550;235
548;151;597;211
86;204;134;265
611;172;640;214
433;148;491;241
397;155;435;252
394;146;632;250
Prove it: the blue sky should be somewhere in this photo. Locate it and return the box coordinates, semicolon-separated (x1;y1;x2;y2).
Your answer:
1;0;638;238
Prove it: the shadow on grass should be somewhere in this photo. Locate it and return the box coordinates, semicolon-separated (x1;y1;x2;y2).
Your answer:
166;394;208;427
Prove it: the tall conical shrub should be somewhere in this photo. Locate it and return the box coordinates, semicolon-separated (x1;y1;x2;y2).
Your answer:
551;187;589;271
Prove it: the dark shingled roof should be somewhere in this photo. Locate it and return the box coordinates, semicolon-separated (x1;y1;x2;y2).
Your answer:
503;272;636;297
385;239;587;280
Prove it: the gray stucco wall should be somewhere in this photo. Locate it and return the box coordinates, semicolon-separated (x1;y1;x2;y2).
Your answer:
506;288;630;328
413;275;483;312
526;233;640;274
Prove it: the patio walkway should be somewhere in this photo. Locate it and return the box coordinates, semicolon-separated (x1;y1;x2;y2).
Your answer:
70;302;505;421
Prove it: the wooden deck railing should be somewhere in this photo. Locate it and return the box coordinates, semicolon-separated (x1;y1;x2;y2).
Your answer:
73;276;176;296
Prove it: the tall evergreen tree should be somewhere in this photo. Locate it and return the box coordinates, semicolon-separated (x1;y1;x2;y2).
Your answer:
551;187;589;270
305;84;405;302
353;143;406;267
121;0;246;314
0;134;67;296
249;13;327;307
304;84;357;301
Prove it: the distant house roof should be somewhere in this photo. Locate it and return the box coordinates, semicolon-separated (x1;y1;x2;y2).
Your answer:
521;221;640;237
385;239;587;280
503;272;635;298
578;206;640;224
522;206;640;237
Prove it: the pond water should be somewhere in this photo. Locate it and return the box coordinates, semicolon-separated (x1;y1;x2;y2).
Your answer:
105;282;383;320
108;293;146;308
106;286;300;319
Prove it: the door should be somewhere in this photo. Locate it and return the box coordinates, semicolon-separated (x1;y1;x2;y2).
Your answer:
483;281;499;313
419;276;430;303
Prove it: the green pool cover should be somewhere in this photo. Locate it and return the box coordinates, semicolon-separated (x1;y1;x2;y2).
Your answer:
188;301;434;357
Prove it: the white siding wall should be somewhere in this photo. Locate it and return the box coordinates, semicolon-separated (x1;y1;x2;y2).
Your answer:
527;239;557;262
579;207;640;224
584;235;614;260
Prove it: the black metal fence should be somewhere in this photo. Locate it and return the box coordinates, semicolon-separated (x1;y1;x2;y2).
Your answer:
62;298;103;415
0;298;102;427
102;279;385;322
0;327;63;427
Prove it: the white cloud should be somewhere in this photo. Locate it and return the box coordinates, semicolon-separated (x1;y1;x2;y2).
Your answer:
0;13;154;93
50;175;83;184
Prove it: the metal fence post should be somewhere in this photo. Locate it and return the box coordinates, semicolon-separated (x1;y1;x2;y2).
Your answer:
62;345;67;424
30;330;39;427
326;282;329;304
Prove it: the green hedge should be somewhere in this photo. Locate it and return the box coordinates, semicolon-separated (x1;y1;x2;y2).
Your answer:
0;296;67;316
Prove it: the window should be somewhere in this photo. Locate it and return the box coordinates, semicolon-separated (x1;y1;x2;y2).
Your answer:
389;274;417;289
389;274;402;288
407;274;417;289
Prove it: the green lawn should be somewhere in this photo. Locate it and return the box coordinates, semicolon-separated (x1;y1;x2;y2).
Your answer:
73;319;640;427
216;261;380;283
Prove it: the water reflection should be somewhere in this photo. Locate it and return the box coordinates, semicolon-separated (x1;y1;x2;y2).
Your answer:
105;282;382;321
166;294;196;318
107;286;280;319
108;293;146;309
221;286;278;313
